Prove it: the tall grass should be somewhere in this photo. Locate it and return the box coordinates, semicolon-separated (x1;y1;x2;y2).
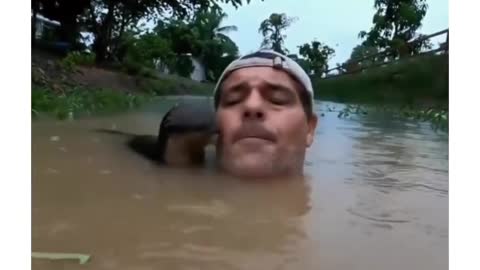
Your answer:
312;54;448;106
32;86;153;120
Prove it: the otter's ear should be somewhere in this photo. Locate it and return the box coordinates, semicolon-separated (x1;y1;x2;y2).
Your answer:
306;114;318;147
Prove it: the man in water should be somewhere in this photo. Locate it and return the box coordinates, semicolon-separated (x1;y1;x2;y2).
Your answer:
158;50;318;179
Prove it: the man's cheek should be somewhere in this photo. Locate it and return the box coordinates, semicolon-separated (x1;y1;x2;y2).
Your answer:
218;132;235;153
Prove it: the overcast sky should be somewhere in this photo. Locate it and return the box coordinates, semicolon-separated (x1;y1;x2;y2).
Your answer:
219;0;449;66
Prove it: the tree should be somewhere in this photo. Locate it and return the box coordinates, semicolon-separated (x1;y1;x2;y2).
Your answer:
133;7;239;79
154;19;197;55
32;0;91;47
258;13;297;54
358;0;431;58
84;0;173;64
191;8;238;54
124;32;174;69
350;44;380;63
190;8;239;80
336;44;381;74
86;0;258;64
351;44;381;69
298;41;335;76
33;0;260;64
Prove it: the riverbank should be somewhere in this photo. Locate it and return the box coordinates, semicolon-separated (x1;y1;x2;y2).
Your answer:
312;53;448;107
31;50;214;119
31;50;448;131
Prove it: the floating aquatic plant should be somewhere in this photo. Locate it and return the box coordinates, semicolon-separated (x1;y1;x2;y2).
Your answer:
329;104;448;132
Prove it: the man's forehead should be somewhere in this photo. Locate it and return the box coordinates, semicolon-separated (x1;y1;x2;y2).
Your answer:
212;50;314;109
221;66;301;91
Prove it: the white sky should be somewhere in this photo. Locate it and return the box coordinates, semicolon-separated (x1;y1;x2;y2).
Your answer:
219;0;449;66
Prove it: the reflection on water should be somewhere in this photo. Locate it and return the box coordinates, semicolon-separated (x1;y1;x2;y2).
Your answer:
32;98;448;270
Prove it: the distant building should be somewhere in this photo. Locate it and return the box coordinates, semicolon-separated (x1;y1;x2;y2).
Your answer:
190;57;207;82
155;54;207;82
33;14;60;41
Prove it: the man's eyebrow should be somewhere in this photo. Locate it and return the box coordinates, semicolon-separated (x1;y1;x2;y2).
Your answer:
263;82;295;93
223;81;250;93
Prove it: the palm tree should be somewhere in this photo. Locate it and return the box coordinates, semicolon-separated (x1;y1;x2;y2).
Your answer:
192;10;238;55
258;13;297;54
190;10;239;80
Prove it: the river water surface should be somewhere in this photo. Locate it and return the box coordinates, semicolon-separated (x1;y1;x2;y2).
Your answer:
32;98;448;270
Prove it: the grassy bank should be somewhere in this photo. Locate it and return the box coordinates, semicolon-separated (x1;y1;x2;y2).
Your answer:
32;86;155;120
31;50;214;120
31;77;214;120
312;53;448;106
31;51;448;131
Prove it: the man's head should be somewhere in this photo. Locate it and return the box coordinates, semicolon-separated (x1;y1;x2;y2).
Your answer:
213;50;318;179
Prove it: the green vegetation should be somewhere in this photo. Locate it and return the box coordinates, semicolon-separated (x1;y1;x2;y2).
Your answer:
31;0;448;130
313;53;448;106
258;13;297;54
298;41;336;76
32;1;239;121
32;70;214;120
32;86;153;120
257;12;337;78
306;0;449;131
33;1;248;82
32;0;259;64
357;0;432;58
60;51;96;71
333;104;448;131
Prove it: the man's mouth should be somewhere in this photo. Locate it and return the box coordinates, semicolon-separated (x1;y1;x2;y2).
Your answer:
238;135;273;142
232;123;277;144
235;133;277;145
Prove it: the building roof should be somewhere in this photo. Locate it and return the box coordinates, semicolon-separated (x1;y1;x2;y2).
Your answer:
33;13;61;26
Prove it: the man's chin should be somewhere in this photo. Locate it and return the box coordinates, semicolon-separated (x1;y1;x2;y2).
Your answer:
224;155;277;179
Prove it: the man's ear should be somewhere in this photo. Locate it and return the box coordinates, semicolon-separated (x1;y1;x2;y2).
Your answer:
306;114;318;147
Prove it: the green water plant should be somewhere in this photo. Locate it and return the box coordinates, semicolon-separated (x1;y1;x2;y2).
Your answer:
333;104;448;131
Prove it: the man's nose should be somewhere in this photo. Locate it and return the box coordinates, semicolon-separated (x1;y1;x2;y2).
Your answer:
242;90;265;120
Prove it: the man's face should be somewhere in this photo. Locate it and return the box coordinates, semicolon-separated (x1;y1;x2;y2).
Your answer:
215;66;318;178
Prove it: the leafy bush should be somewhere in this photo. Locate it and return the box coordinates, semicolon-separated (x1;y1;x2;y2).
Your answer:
32;86;153;120
172;55;194;78
139;68;158;79
122;59;143;76
313;54;448;105
60;51;96;71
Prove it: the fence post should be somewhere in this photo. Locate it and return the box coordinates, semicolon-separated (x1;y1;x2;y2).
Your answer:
446;30;449;52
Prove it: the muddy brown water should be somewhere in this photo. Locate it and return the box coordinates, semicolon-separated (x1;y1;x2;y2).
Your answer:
32;98;448;270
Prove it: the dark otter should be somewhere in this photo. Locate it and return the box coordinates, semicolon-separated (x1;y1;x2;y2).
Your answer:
95;99;217;166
